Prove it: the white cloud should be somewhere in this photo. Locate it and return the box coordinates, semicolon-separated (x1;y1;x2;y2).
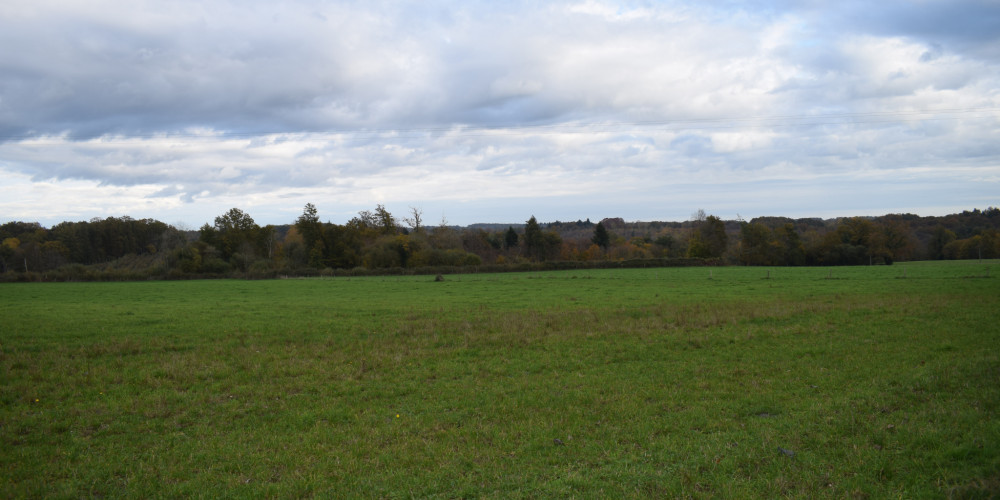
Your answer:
709;131;779;153
1;0;998;227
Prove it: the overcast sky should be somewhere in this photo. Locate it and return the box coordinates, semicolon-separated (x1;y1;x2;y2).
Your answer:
1;0;998;228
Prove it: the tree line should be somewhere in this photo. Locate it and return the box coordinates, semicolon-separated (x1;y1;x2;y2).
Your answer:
1;205;998;281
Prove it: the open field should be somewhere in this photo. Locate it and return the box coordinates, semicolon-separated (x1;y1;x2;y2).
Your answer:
2;261;998;498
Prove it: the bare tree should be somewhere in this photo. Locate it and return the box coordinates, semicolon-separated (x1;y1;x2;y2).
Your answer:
403;206;424;233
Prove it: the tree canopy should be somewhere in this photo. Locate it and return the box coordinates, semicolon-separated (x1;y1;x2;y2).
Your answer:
3;206;999;281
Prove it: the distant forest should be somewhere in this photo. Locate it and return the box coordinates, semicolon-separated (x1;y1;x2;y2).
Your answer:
1;205;998;281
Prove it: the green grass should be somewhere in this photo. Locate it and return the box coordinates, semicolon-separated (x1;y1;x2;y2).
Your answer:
2;261;998;498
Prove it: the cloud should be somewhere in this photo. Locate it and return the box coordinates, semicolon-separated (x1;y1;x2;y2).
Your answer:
0;0;998;227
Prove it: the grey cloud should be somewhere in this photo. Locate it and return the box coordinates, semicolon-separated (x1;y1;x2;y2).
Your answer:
1;1;755;140
851;1;1000;47
778;0;1000;64
1;2;415;139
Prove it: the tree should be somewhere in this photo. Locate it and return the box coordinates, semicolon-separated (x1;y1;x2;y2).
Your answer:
504;226;519;250
352;209;379;231
981;229;1000;259
878;216;915;262
281;226;308;267
521;216;563;261
687;214;727;259
838;217;875;248
260;225;278;260
775;223;806;266
403;207;424;233
652;233;678;257
461;229;499;263
208;208;261;269
523;216;544;259
738;222;776;265
541;231;563;261
592;222;610;250
809;218;879;265
1;237;20;273
296;204;322;244
40;240;70;270
928;225;956;260
324;223;360;268
374;204;396;235
214;208;256;236
296;203;324;267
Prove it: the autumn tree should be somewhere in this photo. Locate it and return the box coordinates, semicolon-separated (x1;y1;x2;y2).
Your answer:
281;226;308;267
775;223;806;266
374;204;397;235
462;229;500;263
738;222;776;265
687;214;727;259
928;225;956;260
1;237;20;273
810;217;881;265
876;216;915;263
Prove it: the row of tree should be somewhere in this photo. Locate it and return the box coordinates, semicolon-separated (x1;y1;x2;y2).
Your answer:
1;206;998;280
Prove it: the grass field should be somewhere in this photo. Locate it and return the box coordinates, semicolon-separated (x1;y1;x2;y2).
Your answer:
2;261;998;498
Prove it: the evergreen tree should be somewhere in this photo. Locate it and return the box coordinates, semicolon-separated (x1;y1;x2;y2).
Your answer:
296;203;324;267
524;216;543;259
592;222;610;250
504;226;519;249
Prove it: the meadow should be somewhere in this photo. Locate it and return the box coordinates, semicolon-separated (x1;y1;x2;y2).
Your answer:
1;261;998;498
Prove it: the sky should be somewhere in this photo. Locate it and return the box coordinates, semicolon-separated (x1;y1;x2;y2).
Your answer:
1;0;999;228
